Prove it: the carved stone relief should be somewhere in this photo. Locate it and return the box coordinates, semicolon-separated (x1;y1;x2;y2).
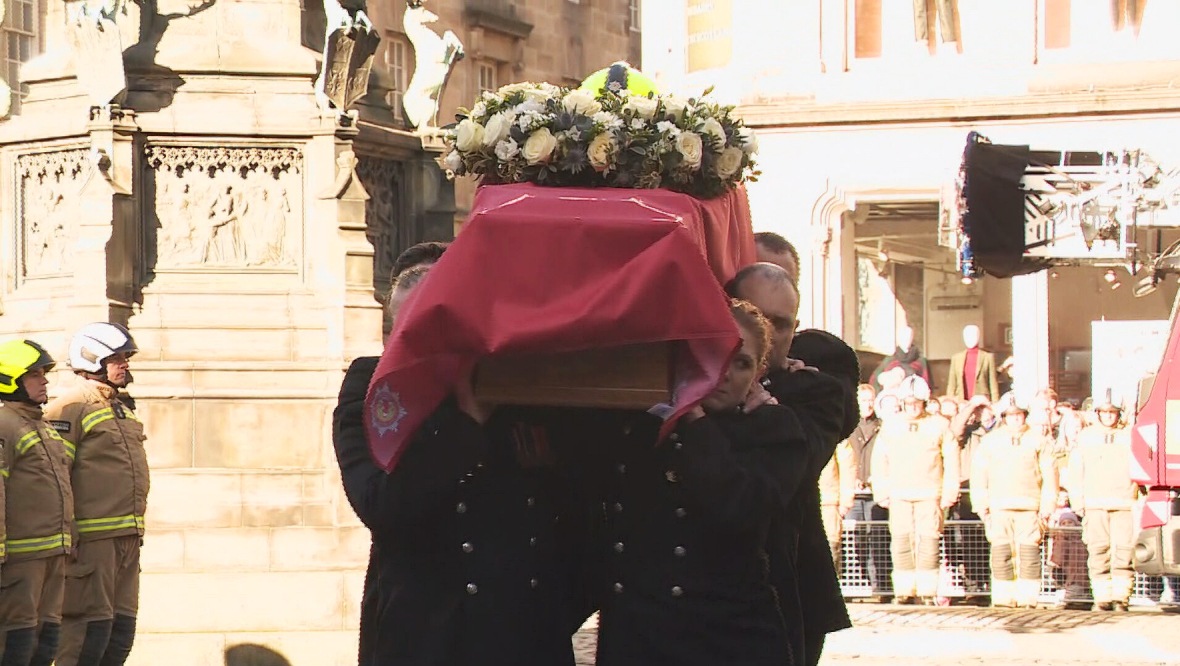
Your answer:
145;146;302;270
18;149;89;279
356;155;402;293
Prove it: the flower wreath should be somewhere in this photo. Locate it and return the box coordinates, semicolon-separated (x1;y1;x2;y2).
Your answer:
441;82;760;200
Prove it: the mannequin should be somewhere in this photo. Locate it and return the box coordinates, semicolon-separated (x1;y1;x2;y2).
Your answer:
946;324;999;401
870;325;931;393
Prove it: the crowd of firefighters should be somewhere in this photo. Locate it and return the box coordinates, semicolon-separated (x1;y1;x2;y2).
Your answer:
0;324;147;666
823;370;1145;611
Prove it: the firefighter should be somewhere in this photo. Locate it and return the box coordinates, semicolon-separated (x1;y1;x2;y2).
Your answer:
0;340;74;666
871;375;959;604
818;437;857;571
1069;390;1137;611
970;393;1057;608
44;323;147;666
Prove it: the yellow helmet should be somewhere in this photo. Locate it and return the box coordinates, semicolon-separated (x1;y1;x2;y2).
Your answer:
580;62;659;98
0;339;55;396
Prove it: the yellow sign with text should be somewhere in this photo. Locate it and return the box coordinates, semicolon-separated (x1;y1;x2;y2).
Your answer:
687;0;732;72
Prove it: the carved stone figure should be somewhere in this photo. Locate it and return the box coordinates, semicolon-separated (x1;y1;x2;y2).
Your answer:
66;0;130;106
316;0;380;112
402;0;464;130
17;149;89;278
145;146;302;269
356;156;401;294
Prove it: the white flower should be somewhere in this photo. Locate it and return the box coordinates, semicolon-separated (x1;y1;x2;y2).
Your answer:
715;146;745;179
443;149;463;172
624;95;659;120
454;119;485;153
656;121;681;138
470;101;488;119
699;118;726;148
562;88;603;116
593;111;624;131
516;99;545;115
630;118;646;131
662;96;688;121
588;132;616;171
499;82;532;95
482;112;513;147
517;112;540;132
675;132;703;170
494;139;520;161
523;87;552;104
738;126;759;155
522;127;558;164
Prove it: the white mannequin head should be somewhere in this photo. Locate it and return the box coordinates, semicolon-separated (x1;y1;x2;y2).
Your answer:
962;324;981;349
897;325;914;352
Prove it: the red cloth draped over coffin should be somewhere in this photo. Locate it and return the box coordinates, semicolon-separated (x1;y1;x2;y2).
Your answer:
364;183;757;472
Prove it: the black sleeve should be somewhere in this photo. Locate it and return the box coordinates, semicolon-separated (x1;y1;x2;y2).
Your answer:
769;370;849;481
331;357;489;538
675;406;811;535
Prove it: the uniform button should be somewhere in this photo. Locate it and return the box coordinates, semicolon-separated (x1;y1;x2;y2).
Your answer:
462;542;474;553
623;424;633;436
671;586;683;597
673;441;683;451
612;502;624;513
530;578;539;588
456;502;467;514
466;583;478;595
527;497;536;508
529;537;537;547
673;546;686;557
613;542;625;553
475;463;484;469
617;463;627;474
613;582;624;594
665;470;679;483
669;433;680;443
675;507;687;518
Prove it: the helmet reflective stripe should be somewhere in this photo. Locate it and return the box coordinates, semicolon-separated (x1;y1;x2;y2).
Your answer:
0;339;55;395
897;375;931;402
997;391;1028;415
68;322;137;373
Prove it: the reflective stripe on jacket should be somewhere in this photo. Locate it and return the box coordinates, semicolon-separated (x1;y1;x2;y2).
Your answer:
45;380;149;542
0;402;75;562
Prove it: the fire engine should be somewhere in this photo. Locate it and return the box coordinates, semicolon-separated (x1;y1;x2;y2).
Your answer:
951;133;1180;581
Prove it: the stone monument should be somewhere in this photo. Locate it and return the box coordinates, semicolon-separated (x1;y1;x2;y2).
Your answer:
0;0;455;662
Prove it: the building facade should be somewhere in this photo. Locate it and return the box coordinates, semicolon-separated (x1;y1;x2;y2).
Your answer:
645;0;1180;403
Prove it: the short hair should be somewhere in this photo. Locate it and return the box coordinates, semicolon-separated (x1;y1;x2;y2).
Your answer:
755;232;799;266
725;262;795;299
857;383;876;396
391;241;448;283
392;264;431;294
729;299;773;372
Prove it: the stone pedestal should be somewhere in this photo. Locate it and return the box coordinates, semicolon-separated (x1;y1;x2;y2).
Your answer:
0;2;453;663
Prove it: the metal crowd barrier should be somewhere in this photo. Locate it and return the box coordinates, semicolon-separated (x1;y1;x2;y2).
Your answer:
835;520;1177;606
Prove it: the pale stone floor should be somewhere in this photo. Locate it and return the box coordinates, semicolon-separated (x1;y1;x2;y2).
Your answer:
573;605;1180;666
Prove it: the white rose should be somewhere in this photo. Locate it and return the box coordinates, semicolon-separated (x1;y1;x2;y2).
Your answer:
699;118;726;147
562;89;602;116
522;128;558;164
738;126;759;155
483;112;512;147
676;132;703;170
715;146;745;179
662;96;688;121
523;87;552;104
470;101;488;119
624;95;659;120
455;119;485;152
588;132;615;171
443;149;463;172
495;139;520;162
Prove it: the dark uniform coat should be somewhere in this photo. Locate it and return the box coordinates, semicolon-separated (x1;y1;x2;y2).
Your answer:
332;357;588;666
590;406;810;666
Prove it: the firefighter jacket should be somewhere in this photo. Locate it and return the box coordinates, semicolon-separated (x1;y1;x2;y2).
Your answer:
44;379;148;542
0;402;74;562
970;424;1056;515
871;414;959;505
819;440;857;507
1068;424;1137;512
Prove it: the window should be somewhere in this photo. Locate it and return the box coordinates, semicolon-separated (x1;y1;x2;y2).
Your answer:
1042;0;1070;50
854;0;882;59
629;0;641;32
385;35;410;123
478;61;497;95
3;0;38;113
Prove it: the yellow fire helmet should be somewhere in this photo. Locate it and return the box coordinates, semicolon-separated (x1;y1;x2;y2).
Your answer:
0;339;55;395
580;61;659;98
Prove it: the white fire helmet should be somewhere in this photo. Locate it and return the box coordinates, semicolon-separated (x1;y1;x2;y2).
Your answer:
69;322;138;373
895;375;931;402
1092;387;1126;414
995;391;1028;416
